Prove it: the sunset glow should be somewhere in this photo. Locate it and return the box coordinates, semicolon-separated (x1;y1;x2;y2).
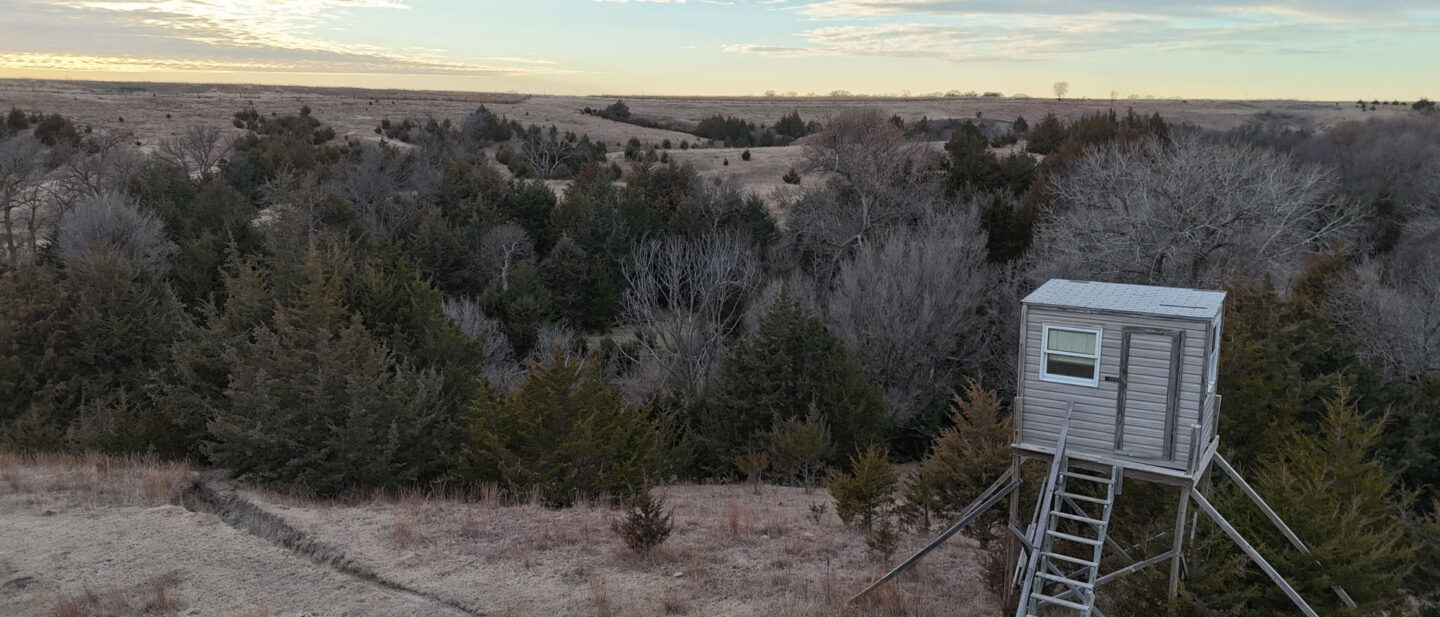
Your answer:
2;0;1437;98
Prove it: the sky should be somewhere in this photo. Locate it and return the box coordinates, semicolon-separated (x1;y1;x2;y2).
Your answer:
0;0;1437;100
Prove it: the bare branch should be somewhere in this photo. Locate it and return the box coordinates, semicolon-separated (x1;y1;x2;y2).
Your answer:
1032;133;1357;288
825;208;992;423
619;232;762;403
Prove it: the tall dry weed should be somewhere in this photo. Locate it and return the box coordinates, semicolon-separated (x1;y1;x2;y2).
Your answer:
590;576;614;617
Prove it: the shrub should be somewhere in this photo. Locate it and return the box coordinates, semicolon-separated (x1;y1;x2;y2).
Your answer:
56;192;177;274
602;100;631;120
458;351;660;506
767;412;832;490
740;149;751;161
616;488;674;556
865;518;901;560
1024;113;1065;154
5;107;28;135
782;168;801;185
734;450;769;494
32;113;78;146
828;445;898;531
1013;115;1028;135
1414;98;1436;112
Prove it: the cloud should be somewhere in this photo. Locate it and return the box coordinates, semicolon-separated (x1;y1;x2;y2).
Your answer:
795;0;1439;20
0;0;569;76
727;1;1438;63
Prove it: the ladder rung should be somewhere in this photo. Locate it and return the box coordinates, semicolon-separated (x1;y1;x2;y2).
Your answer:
1036;571;1094;590
1057;491;1109;504
1048;530;1102;546
1044;551;1098;567
1062;471;1113;485
1049;510;1106;526
1031;592;1089;611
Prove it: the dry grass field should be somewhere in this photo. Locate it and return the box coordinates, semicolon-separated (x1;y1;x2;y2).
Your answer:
0;451;998;617
0;79;1412;203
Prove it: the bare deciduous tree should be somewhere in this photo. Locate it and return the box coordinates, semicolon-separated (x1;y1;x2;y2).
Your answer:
1331;228;1440;379
525;323;582;368
57;191;176;273
514;125;593;178
788;109;943;273
158;125;232;181
57;133;141;203
1033;134;1356;288
0;136;43;262
825;209;991;423
442;296;522;390
620;232;762;403
1053;81;1070;100
343;145;433;240
478;223;534;293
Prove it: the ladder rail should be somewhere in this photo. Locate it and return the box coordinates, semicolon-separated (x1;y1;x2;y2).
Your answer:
1014;401;1075;617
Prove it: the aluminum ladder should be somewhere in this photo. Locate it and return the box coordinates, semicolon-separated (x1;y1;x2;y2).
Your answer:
1014;403;1117;617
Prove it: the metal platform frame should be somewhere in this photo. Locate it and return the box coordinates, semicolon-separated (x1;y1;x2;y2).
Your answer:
851;405;1355;616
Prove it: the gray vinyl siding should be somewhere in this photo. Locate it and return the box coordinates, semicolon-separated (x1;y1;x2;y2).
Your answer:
1017;305;1213;470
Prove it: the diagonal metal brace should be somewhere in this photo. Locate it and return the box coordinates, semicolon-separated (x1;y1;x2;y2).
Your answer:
849;469;1020;604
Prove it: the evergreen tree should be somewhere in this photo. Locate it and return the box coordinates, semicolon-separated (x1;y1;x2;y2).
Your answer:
1025;113;1066;154
540;234;615;330
498;180;558;254
154;180;263;308
0;259;188;453
766;411;832;489
204;253;446;495
699;295;886;472
344;242;488;436
5;107;29;136
944;122;1001;197
900;379;1012;531
774;110;809;139
456;351;660;506
828;444;898;531
1176;385;1415;616
1248;386;1415;614
1219;282;1391;467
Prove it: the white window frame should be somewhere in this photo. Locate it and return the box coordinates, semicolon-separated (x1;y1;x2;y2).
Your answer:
1206;316;1222;391
1040;324;1103;387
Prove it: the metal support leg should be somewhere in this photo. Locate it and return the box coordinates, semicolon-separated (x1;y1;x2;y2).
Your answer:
1003;456;1022;607
1168;483;1190;599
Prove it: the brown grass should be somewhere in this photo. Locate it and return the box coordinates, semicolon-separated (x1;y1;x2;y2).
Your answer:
389;511;421;548
659;586;688;615
590;576;614;617
8;453;997;617
0;450;192;507
47;572;184;617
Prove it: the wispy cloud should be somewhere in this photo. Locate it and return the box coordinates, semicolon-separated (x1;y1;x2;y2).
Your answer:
0;0;570;76
794;0;1438;20
725;1;1438;63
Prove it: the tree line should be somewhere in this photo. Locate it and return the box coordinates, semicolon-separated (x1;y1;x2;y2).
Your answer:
0;100;1437;614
